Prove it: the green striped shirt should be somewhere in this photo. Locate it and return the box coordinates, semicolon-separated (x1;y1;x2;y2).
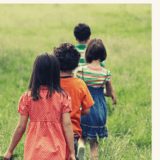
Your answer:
75;44;86;66
76;65;111;88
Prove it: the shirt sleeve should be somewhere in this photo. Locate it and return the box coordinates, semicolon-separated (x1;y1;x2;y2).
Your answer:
105;70;112;82
18;93;30;116
61;93;72;114
81;81;94;110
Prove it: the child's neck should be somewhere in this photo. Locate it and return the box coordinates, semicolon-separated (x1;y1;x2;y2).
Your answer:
60;71;73;77
89;60;101;67
78;40;88;45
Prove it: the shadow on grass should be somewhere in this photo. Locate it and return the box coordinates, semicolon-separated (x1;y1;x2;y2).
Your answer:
0;154;19;160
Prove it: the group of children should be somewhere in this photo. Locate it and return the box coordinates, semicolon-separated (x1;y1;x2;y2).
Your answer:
3;23;116;160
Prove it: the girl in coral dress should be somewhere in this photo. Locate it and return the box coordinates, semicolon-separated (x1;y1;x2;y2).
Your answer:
4;53;75;160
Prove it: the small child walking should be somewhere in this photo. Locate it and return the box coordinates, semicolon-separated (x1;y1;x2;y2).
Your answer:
74;23;105;67
3;53;75;160
74;23;91;67
54;43;94;159
76;39;117;160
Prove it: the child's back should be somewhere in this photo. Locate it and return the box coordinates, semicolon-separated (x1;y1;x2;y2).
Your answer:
19;88;71;160
61;77;93;137
77;65;111;88
75;44;87;66
76;65;111;139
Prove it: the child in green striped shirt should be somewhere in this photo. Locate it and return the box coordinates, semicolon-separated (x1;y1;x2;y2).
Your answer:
73;23;106;67
74;23;91;66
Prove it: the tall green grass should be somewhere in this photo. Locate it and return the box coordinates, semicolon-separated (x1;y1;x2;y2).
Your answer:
0;4;151;160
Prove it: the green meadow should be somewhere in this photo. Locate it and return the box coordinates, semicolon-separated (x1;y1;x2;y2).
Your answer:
0;4;151;160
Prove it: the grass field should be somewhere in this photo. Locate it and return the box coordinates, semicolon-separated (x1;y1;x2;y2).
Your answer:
0;4;151;160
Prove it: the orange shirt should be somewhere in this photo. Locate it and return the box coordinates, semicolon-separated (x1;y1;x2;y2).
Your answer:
61;77;94;137
18;87;71;160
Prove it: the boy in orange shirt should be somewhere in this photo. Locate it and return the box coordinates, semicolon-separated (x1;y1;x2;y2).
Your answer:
54;43;94;159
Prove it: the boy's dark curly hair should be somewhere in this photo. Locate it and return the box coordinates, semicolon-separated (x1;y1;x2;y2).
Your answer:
74;23;91;42
54;43;80;71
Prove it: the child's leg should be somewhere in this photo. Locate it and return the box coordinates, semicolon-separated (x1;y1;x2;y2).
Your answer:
78;137;86;146
77;138;86;160
74;135;80;160
89;139;98;160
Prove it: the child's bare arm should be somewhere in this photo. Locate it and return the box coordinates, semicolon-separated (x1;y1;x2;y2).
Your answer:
80;81;94;116
4;115;28;159
62;112;75;160
105;81;117;105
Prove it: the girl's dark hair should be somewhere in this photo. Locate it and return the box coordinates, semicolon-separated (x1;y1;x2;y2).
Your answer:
28;53;62;100
54;43;80;71
74;23;91;42
85;39;107;63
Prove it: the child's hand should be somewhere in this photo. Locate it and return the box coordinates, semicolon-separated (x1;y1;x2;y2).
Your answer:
69;154;76;160
112;98;117;105
3;151;12;160
112;95;117;105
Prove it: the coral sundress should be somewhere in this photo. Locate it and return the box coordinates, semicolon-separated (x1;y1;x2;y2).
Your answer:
18;87;71;160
